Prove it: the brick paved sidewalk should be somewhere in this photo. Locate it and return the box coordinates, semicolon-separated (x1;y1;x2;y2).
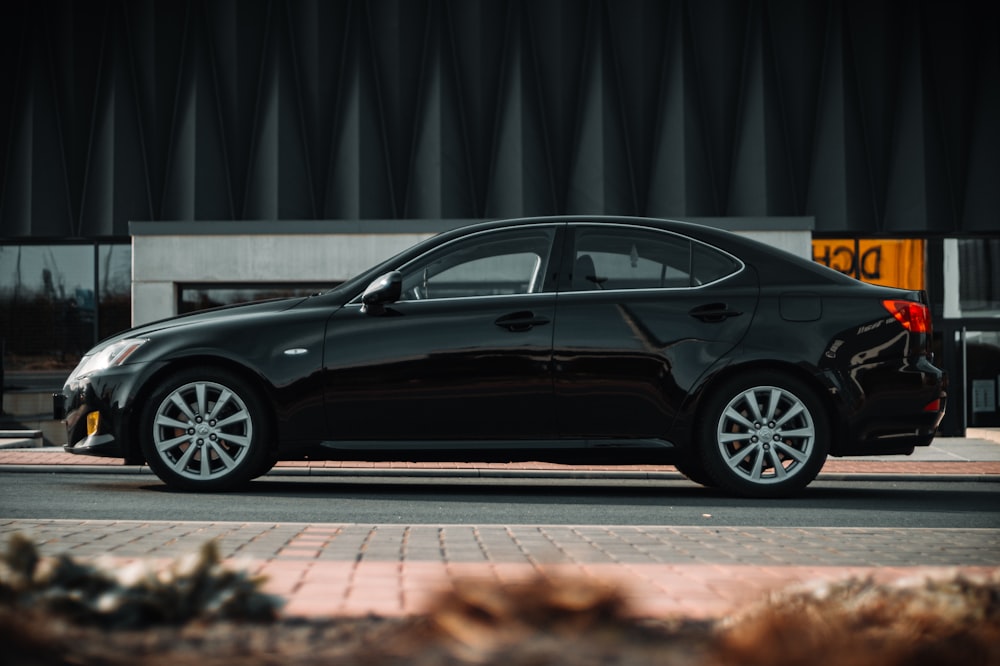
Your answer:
3;519;997;619
3;434;998;620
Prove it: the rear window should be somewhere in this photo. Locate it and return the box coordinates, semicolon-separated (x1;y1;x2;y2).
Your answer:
570;227;740;290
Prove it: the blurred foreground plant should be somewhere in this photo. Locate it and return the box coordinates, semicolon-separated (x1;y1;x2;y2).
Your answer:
0;533;282;629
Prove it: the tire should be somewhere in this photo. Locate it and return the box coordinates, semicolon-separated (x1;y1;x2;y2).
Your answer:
250;451;279;480
139;368;272;492
697;371;829;498
673;453;716;488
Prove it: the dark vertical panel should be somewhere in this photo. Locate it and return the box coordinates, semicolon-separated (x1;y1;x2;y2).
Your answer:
764;0;825;214
126;0;188;227
604;0;671;216
686;0;752;215
525;0;588;212
924;0;976;229
405;0;476;217
845;0;907;231
882;2;951;233
367;0;430;218
80;2;157;236
484;2;557;217
566;1;634;214
806;0;873;233
727;0;796;216
324;0;395;219
447;0;507;216
962;4;1000;232
284;0;349;219
646;0;713;217
0;1;28;236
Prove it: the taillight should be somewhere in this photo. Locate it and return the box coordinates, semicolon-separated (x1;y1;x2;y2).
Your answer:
882;299;931;334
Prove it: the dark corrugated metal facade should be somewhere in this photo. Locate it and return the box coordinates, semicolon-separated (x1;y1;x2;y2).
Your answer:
1;0;997;239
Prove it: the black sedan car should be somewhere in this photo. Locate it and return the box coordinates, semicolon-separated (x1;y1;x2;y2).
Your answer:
55;216;946;497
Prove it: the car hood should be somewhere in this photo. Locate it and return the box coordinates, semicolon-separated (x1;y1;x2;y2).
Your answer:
99;296;312;347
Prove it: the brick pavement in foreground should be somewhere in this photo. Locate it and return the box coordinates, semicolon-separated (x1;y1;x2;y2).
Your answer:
2;519;997;619
3;441;998;619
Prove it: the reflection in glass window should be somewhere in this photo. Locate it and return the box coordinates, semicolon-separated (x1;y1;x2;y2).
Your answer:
572;228;691;291
0;244;98;370
178;284;330;314
399;228;555;300
98;244;133;341
959;238;1000;314
811;238;925;290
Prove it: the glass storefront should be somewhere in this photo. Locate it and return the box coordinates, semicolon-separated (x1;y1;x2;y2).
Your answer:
939;237;1000;432
964;330;1000;428
957;238;1000;315
0;243;131;371
812;238;925;290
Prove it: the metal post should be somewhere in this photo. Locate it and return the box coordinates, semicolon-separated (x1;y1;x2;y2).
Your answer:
1;338;5;415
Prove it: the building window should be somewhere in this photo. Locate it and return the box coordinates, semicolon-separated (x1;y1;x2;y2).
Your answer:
958;239;1000;315
0;243;131;372
0;243;132;372
177;284;332;315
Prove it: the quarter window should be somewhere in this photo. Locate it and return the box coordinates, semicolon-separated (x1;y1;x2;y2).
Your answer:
692;242;741;284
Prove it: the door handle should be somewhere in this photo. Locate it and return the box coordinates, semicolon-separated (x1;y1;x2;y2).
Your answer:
689;303;742;323
495;311;551;332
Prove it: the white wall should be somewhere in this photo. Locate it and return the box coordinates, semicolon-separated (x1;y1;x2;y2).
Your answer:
132;232;432;325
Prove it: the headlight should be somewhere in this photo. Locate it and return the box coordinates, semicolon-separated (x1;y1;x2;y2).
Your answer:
69;338;149;381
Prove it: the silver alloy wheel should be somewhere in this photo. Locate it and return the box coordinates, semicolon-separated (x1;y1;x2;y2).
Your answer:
150;380;254;481
714;384;816;485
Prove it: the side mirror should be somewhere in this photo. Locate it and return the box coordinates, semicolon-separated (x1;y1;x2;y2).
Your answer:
361;271;402;315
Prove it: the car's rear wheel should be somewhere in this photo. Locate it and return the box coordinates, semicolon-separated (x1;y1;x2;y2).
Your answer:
140;368;271;491
698;372;829;498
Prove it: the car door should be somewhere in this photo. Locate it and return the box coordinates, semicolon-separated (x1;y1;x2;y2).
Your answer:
322;225;561;444
553;223;758;441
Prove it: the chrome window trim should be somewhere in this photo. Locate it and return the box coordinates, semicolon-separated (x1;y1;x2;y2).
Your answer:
346;220;748;304
343;290;556;309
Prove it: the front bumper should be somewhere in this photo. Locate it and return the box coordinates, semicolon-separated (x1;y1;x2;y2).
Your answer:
54;363;155;462
55;381;124;458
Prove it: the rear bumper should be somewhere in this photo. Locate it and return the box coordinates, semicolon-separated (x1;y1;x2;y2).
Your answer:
829;356;947;456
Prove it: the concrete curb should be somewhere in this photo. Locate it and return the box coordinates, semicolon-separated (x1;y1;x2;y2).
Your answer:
2;463;997;484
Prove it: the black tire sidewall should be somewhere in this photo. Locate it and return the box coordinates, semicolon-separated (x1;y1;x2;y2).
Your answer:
697;371;829;498
139;367;270;492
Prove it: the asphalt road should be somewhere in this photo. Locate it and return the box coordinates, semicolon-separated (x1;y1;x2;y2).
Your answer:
2;471;999;528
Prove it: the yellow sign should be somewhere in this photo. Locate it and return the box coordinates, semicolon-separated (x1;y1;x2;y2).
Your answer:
812;239;925;291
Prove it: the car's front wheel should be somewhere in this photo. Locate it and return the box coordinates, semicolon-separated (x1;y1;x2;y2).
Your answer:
697;372;829;498
140;368;272;491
